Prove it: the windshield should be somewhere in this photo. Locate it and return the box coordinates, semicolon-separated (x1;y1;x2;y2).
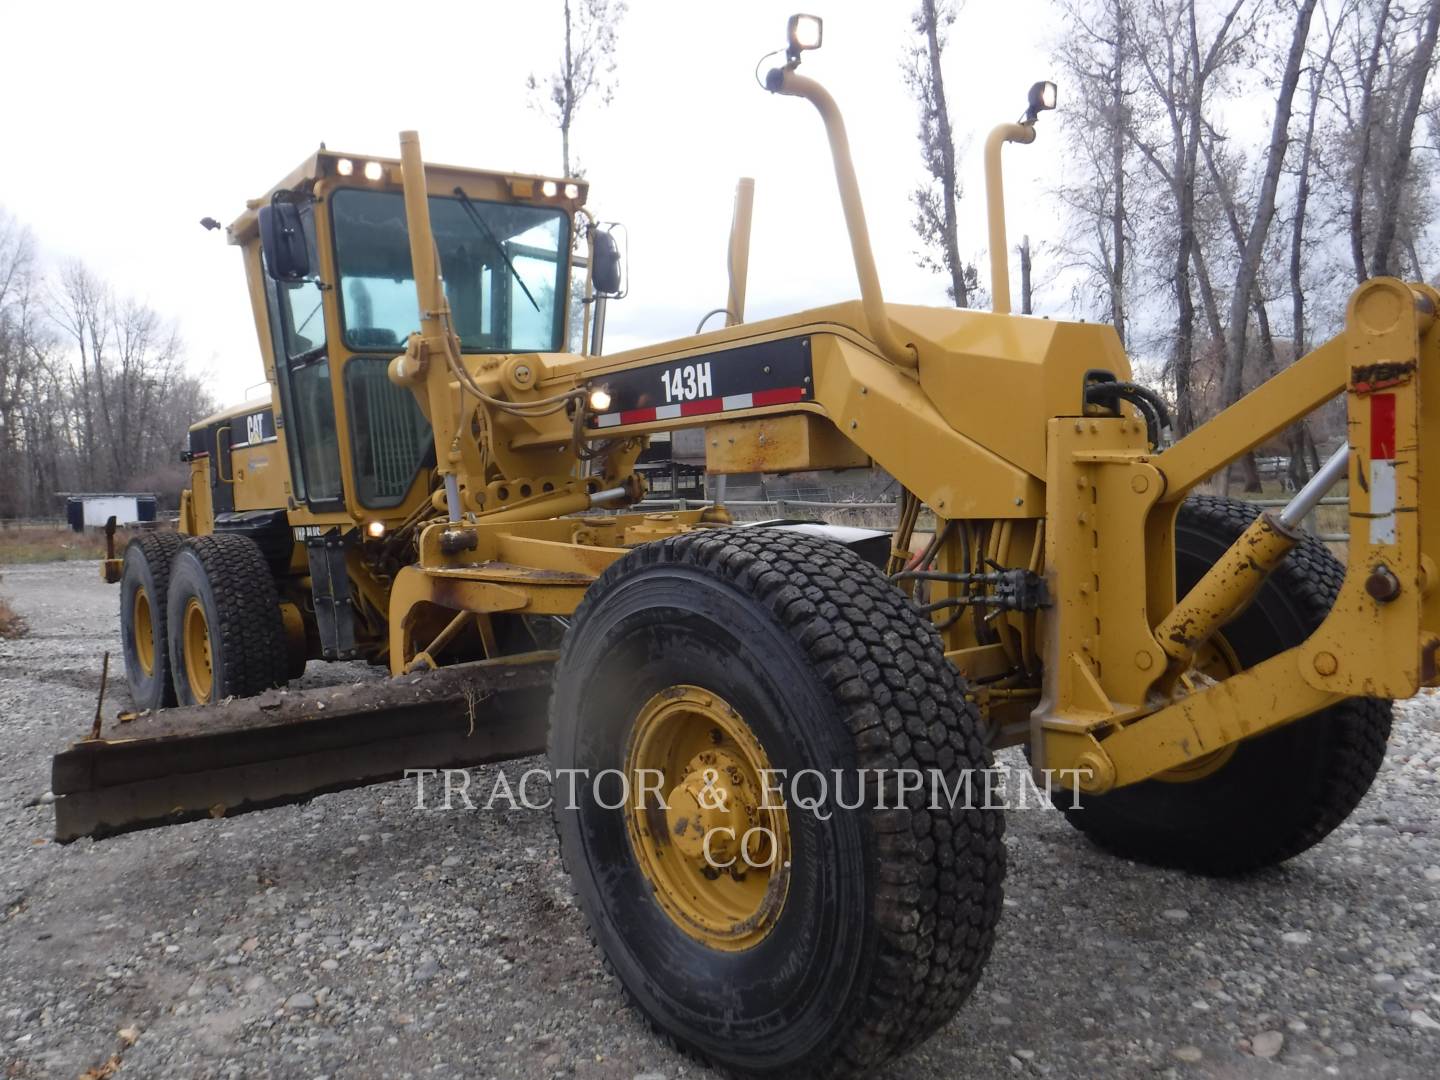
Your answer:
331;188;569;353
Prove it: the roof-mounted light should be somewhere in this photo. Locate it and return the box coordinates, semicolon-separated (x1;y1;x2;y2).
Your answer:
336;157;355;176
364;160;384;181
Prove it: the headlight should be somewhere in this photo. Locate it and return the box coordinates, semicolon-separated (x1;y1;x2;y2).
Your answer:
589;387;612;412
366;520;386;539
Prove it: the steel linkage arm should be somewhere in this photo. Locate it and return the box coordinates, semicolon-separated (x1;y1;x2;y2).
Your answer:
1041;278;1439;794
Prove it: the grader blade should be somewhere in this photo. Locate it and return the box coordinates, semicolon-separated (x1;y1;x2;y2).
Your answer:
50;654;554;843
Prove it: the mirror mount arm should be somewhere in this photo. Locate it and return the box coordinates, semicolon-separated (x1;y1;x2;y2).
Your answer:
766;66;918;371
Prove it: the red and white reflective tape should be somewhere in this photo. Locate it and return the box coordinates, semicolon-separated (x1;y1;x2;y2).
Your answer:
593;386;808;429
1369;393;1397;546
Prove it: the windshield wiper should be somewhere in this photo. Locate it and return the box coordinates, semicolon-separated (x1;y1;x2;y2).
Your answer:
451;187;540;314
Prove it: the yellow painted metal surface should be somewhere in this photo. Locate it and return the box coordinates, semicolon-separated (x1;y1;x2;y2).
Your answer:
623;685;791;951
133;587;155;677
182;597;214;704
984;121;1036;316
1034;416;1164;735
230;443;288;511
1153;512;1298;667
705;413;868;474
905;306;1132;480
1301;279;1432;698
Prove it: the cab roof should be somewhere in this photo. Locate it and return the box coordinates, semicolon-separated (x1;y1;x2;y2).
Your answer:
227;146;588;246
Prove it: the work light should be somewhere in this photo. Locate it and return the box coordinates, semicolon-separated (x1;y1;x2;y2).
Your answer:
1025;81;1058;123
589;387;612;412
786;14;823;60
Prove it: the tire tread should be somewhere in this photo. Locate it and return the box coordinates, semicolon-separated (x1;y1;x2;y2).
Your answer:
550;527;1007;1078
172;533;288;700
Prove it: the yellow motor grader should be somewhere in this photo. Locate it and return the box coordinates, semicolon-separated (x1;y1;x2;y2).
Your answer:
52;15;1438;1078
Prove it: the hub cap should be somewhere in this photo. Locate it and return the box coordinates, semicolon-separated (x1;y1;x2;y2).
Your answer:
623;685;791;951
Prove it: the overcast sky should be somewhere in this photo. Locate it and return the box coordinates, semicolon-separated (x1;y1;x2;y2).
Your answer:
0;0;1065;406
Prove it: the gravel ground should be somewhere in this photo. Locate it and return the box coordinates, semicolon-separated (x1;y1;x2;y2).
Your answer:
1;560;1438;1079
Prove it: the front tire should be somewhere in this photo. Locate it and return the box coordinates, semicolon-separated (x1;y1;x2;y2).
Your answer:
1056;496;1393;875
550;529;1005;1078
166;534;288;705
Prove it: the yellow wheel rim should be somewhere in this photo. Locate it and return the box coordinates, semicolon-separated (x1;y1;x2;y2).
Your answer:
623;685;791;951
182;597;214;703
1156;633;1243;783
132;586;155;678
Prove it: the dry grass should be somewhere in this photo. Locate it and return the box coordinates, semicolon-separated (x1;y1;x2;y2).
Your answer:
0;577;26;639
0;523;167;565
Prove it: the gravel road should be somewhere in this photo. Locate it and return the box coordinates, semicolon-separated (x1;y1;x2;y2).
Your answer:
1;559;1438;1079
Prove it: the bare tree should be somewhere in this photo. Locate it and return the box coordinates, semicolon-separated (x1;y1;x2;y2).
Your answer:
1332;0;1440;282
1371;0;1440;275
51;261;190;495
50;261;110;486
1126;0;1249;435
1055;0;1136;341
1214;0;1319;425
0;210;41;516
904;0;978;306
0;209;210;516
527;0;627;178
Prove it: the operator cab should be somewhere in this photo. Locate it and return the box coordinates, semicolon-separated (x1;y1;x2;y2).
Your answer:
211;151;591;528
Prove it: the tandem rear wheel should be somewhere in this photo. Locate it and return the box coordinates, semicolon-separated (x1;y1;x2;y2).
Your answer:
119;531;184;712
1052;496;1394;876
164;534;289;706
550;528;1006;1078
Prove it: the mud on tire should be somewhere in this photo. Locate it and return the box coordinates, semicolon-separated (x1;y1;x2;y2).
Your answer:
549;528;1006;1079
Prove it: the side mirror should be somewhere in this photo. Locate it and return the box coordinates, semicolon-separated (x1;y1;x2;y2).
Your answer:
258;199;312;282
592;228;622;296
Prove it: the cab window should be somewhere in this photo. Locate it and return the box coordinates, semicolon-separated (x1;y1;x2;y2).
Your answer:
263;264;344;507
331;187;569;354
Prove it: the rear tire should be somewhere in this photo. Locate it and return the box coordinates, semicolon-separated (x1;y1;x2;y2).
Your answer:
119;532;182;712
1055;496;1393;875
166;534;289;705
550;528;1005;1078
